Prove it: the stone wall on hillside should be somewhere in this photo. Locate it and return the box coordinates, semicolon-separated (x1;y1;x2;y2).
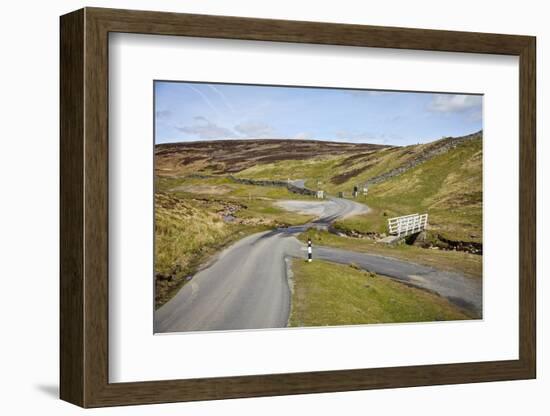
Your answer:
228;176;317;196
366;130;482;186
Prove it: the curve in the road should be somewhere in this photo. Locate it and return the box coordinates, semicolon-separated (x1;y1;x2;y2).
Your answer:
155;195;481;333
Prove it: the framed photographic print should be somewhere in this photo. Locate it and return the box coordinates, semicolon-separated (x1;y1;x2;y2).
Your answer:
60;7;536;408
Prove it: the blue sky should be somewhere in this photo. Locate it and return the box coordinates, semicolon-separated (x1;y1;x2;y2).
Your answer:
154;81;482;146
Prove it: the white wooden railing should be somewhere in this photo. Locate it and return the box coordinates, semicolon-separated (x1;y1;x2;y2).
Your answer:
388;213;428;237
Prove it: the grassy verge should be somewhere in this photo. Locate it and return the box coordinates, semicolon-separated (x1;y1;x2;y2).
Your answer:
298;230;482;278
289;259;471;327
155;193;269;308
333;206;396;235
155;178;316;308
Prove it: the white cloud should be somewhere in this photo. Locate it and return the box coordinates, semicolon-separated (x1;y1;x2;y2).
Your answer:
234;121;275;138
176;116;234;139
428;94;482;113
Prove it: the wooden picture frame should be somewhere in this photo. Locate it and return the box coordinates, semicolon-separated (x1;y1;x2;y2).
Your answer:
60;7;536;408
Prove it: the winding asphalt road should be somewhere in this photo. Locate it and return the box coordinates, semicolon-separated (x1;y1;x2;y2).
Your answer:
155;195;481;333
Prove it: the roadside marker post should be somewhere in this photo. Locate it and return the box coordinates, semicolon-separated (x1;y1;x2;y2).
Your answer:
307;238;312;262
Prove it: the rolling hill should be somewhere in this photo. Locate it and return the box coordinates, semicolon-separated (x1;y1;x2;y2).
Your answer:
156;131;482;240
154;131;482;307
155;139;389;176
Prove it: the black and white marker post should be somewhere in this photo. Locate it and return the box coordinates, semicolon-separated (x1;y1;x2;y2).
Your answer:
307;238;312;262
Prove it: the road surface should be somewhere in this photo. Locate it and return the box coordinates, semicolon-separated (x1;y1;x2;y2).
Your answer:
155;197;481;333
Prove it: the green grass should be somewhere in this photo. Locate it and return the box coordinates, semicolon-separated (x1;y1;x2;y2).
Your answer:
235;146;421;195
154;135;482;307
234;198;315;226
154;179;316;308
333;207;395;235
331;146;425;191
234;137;482;243
157;176;316;226
289;260;471;327
155;192;269;308
156;175;316;201
236;155;347;192
298;230;482;279
365;138;482;242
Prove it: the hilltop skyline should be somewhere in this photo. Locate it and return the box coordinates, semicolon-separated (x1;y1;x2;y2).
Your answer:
155;81;483;146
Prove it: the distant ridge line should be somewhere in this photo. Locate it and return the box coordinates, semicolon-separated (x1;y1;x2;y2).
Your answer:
155;137;392;148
